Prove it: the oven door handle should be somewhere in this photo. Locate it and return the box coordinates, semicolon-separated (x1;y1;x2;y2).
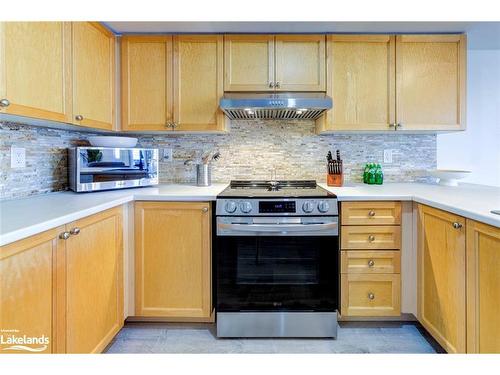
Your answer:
217;222;338;233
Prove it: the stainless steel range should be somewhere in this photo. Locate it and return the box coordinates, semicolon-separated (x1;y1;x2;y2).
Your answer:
215;180;339;338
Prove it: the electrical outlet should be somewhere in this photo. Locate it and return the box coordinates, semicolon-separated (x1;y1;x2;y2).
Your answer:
383;149;393;164
163;148;173;162
11;147;26;168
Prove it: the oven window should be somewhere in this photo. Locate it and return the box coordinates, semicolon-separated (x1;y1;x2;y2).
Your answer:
216;235;338;312
236;238;319;285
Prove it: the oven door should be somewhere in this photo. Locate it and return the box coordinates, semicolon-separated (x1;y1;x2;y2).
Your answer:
216;216;339;312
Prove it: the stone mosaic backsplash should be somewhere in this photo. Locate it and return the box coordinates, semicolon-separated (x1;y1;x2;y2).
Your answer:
0;119;436;200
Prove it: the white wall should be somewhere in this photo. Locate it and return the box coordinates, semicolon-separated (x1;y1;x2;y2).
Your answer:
437;49;500;187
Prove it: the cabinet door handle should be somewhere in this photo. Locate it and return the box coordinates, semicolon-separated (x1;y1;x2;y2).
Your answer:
368;292;375;300
268;82;275;88
75;115;84;121
172;122;178;129
70;227;81;235
202;207;209;213
0;98;10;108
165;122;172;128
275;82;281;88
59;232;70;240
452;222;463;229
389;123;396;128
367;259;375;267
368;210;376;217
396;123;403;130
368;235;375;242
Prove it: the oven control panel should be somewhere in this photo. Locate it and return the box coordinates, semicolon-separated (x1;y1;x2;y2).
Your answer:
216;198;338;216
259;201;296;213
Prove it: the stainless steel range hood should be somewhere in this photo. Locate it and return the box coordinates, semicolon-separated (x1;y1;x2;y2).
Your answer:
220;93;332;120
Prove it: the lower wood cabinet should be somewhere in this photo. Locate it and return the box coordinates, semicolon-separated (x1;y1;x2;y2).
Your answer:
64;207;123;353
466;219;500;353
417;204;466;353
0;207;123;354
0;226;63;354
134;202;212;319
340;201;401;318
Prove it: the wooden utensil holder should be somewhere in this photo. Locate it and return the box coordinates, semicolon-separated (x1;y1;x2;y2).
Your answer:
327;173;344;187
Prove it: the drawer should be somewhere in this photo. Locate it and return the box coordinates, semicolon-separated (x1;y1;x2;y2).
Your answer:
341;225;401;250
341;274;401;317
341;250;401;274
341;201;401;225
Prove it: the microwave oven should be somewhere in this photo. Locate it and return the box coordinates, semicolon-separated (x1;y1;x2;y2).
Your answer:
68;147;159;192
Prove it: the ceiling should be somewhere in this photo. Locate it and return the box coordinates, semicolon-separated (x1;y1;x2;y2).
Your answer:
104;21;500;49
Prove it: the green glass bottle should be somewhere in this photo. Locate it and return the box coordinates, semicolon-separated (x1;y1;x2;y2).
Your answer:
363;163;370;183
375;164;384;185
368;163;376;184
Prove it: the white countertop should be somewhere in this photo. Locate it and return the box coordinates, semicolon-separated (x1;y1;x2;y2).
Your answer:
0;184;228;246
1;182;499;246
320;182;500;228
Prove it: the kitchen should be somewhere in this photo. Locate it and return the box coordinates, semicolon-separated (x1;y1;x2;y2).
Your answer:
1;1;500;373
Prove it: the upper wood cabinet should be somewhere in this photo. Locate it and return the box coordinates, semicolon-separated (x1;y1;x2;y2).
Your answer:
173;35;225;131
72;22;115;130
224;35;274;91
121;35;224;132
417;204;466;353
317;34;466;133
134;202;212;319
0;22;72;123
0;22;116;130
0;226;63;354
323;35;395;131
275;35;326;91
466;219;500;353
121;36;173;131
224;34;326;92
396;35;466;131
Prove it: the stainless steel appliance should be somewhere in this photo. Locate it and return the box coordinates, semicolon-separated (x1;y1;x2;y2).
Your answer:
219;92;332;120
69;147;159;192
215;180;339;338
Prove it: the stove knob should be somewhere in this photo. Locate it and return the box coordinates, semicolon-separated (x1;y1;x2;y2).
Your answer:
317;201;330;213
224;201;237;213
240;201;253;213
302;201;314;213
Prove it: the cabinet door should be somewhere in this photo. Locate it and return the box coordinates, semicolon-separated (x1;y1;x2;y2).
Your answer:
466;220;500;353
396;35;466;130
72;22;115;130
0;22;71;123
173;35;225;131
0;227;64;354
135;202;211;319
65;207;123;354
121;36;173;131
327;35;395;131
417;204;466;353
224;35;275;91
275;35;326;91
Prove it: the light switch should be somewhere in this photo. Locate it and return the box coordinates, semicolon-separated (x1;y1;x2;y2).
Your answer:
383;149;393;164
11;147;26;168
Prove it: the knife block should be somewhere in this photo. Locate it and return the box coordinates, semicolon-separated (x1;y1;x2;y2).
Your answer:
327;173;343;187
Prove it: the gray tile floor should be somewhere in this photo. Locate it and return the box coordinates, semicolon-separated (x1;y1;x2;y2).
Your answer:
104;322;440;354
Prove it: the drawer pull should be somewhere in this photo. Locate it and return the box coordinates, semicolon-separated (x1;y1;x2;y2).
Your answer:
367;259;375;267
368;235;375;242
452;222;463;229
368;292;375;300
368;210;376;217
